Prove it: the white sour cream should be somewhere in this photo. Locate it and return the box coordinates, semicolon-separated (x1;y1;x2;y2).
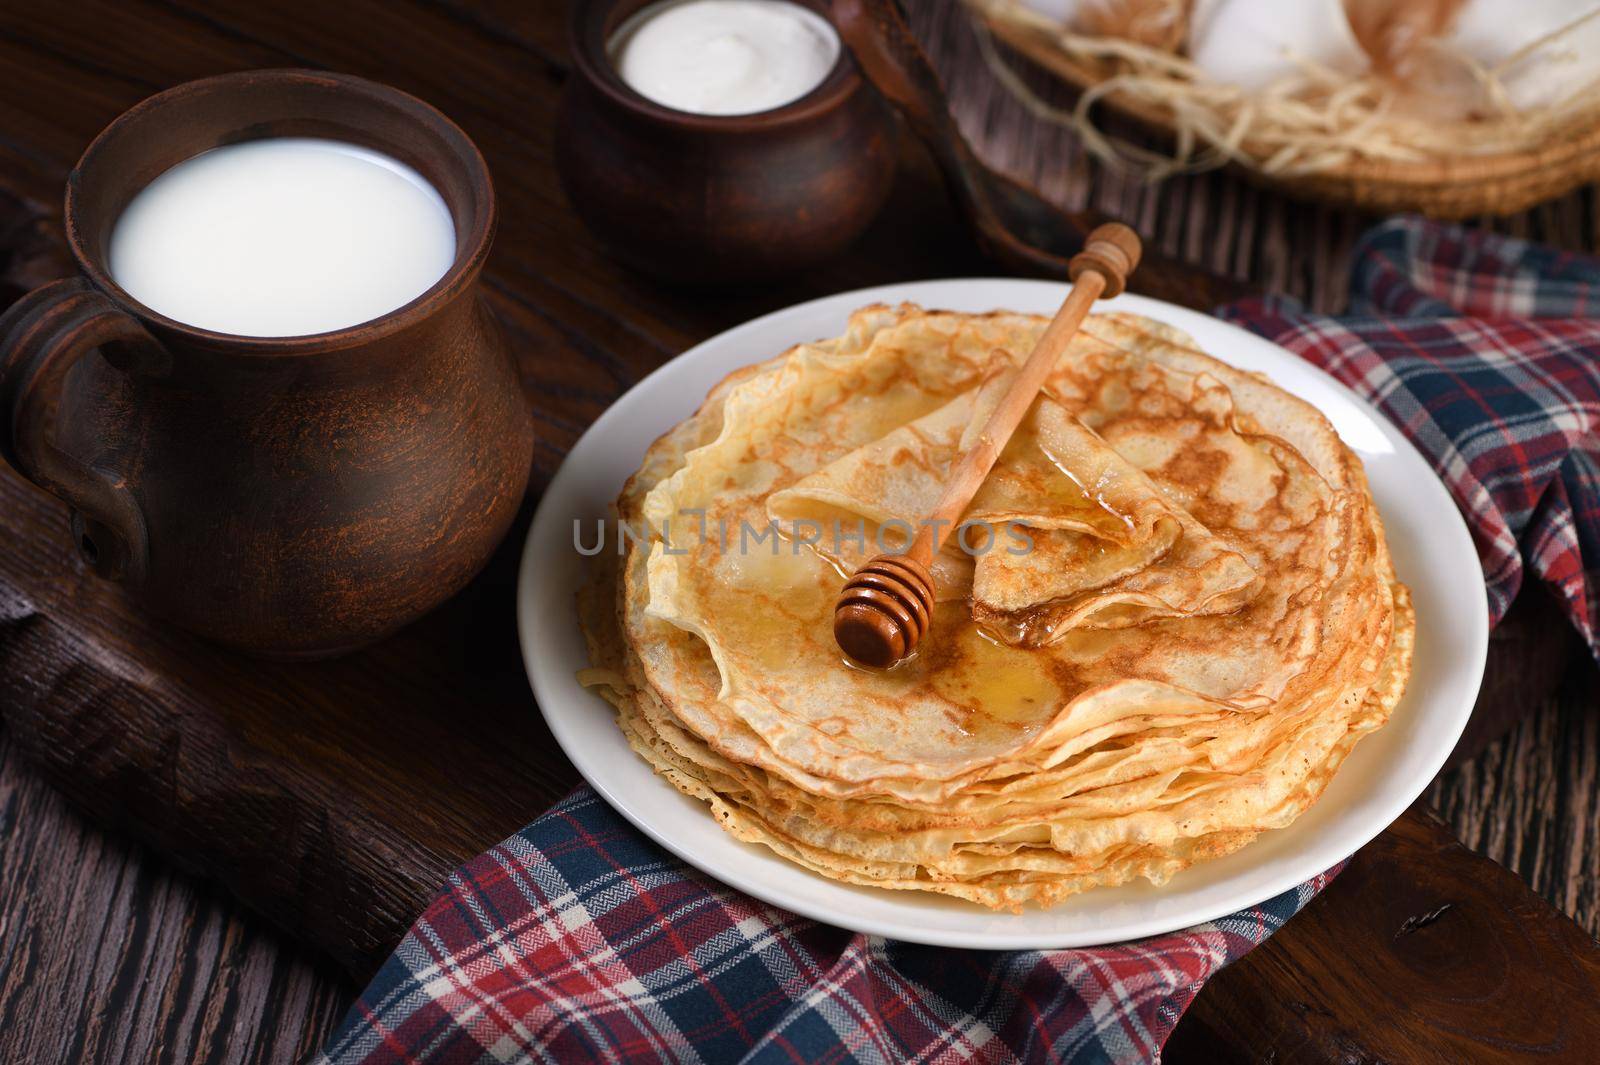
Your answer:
610;0;841;116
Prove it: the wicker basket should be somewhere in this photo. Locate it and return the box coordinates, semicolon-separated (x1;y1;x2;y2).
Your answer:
979;8;1600;219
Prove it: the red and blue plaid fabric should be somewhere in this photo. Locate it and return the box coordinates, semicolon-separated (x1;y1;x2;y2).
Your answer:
1220;217;1600;655
320;788;1336;1065
322;217;1599;1063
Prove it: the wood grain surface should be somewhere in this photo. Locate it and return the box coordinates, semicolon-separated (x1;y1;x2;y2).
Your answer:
0;2;1595;1063
0;723;349;1064
1171;802;1600;1063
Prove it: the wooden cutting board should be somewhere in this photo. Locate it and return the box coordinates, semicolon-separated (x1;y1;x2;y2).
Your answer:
0;3;1597;1060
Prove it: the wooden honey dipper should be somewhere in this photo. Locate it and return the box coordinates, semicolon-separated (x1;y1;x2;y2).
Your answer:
832;222;1142;668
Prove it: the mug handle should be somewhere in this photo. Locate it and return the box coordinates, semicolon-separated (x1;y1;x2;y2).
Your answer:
0;278;167;582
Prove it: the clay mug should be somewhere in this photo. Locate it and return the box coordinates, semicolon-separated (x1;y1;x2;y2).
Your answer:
557;0;897;286
0;69;533;659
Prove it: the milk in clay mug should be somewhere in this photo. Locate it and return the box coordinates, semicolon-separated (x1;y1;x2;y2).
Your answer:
0;69;533;658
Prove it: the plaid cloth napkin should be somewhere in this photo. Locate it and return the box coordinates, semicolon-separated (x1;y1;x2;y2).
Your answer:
321;217;1598;1064
1221;217;1600;657
319;789;1335;1065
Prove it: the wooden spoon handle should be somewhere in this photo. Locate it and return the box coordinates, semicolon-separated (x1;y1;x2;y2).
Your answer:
909;223;1141;566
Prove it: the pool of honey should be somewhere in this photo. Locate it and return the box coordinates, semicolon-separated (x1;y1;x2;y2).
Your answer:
691;492;1081;749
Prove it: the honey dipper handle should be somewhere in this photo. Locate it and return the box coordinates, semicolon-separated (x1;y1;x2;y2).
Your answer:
909;223;1141;565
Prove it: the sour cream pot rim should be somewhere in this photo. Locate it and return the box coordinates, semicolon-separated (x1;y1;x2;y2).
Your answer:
570;0;860;132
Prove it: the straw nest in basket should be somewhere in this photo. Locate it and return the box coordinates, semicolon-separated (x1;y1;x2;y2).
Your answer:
968;0;1600;217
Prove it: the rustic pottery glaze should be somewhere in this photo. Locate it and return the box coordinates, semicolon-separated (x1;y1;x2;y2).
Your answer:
0;69;533;658
557;0;897;285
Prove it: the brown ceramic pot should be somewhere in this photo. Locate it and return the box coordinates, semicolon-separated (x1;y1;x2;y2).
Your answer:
557;0;897;286
0;69;533;659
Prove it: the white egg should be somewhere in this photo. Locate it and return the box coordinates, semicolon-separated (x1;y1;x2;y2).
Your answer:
1446;0;1600;110
1019;0;1082;20
1018;0;1190;49
1187;0;1368;92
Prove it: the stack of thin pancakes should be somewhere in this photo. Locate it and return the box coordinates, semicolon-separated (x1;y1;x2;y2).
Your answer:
579;305;1414;910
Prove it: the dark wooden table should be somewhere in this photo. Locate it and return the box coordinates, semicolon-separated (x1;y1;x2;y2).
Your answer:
1;3;1597;1062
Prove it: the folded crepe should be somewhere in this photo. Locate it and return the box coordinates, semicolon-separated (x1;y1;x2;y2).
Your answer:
768;356;1261;645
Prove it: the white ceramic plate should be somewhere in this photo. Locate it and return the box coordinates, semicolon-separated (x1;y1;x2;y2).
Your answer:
517;280;1487;949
